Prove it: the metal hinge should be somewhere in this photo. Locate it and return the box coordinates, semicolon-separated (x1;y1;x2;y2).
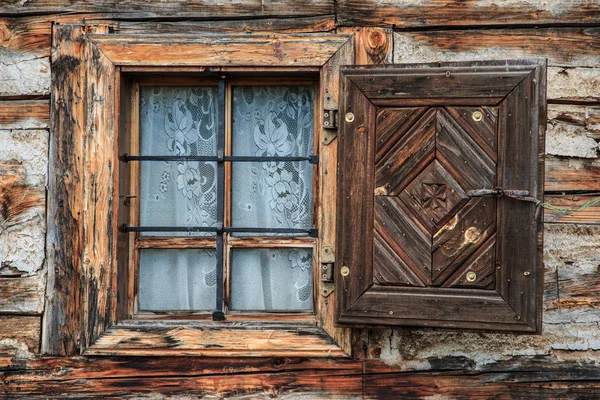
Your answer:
322;93;338;145
320;246;335;297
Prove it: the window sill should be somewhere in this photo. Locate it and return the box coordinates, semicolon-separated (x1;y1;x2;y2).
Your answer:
84;320;348;357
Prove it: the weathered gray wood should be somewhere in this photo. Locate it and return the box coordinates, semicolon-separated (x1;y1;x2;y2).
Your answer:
0;0;335;17
44;24;87;355
338;0;600;28
0;275;45;314
394;28;600;67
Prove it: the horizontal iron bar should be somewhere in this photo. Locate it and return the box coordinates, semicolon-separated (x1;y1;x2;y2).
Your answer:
122;154;318;164
121;224;318;237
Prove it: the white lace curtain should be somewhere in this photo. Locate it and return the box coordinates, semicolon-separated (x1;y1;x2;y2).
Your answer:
137;85;314;311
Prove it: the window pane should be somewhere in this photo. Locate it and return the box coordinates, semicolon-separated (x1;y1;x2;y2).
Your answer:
230;248;313;311
139;86;218;236
138;249;216;311
231;86;314;234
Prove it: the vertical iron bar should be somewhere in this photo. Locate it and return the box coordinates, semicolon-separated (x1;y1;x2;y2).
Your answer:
213;78;226;321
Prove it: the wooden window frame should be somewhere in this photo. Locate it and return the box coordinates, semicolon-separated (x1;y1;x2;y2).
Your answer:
44;24;353;356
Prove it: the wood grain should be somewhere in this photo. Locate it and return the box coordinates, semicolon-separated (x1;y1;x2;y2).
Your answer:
338;0;600;28
394;28;600;67
91;33;350;67
43;24;87;356
0;100;49;127
543;194;600;224
0;275;45;314
0;0;335;17
0;316;40;354
85;322;346;357
545;156;600;192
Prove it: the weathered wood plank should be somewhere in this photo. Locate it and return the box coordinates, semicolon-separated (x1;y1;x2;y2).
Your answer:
0;0;335;17
85;323;346;357
317;36;354;355
0;275;45;314
91;33;350;67
339;0;600;28
543;195;600;224
43;24;87;356
545;156;600;192
394;28;600;67
0;100;49;129
114;16;336;35
0;15;336;61
0;316;40;356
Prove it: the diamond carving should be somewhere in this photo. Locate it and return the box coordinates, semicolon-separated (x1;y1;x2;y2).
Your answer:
398;160;468;235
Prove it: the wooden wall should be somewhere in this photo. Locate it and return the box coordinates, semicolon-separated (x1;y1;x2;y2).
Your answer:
1;1;600;398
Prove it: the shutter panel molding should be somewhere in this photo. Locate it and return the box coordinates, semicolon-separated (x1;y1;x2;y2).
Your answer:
336;60;546;333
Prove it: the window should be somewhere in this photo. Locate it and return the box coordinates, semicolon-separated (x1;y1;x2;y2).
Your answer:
45;25;545;357
45;26;352;356
124;78;319;318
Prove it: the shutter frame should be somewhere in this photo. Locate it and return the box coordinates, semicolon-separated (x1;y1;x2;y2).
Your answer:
335;60;546;333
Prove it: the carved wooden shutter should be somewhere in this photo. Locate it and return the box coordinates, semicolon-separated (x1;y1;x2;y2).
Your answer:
336;60;546;332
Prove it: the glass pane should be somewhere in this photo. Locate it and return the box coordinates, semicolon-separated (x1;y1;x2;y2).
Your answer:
139;86;218;236
231;86;314;234
230;248;313;311
138;249;216;311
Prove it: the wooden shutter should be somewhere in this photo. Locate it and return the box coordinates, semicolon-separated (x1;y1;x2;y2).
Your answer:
336;60;546;332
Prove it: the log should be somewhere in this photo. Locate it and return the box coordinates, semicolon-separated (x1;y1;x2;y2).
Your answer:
338;0;600;28
0;0;334;17
0;100;49;129
545;156;600;192
543;195;600;224
0;275;45;314
393;28;600;67
547;104;600;159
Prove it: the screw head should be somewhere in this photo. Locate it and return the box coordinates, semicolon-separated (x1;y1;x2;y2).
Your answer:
340;266;350;276
466;271;477;282
472;111;484;122
345;112;355;123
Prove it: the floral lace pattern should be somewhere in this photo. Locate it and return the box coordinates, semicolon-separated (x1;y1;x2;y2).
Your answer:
139;87;218;236
231;86;314;234
231;248;313;311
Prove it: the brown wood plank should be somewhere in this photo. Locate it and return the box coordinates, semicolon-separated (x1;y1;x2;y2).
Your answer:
82;25;117;349
496;69;544;332
375;107;427;162
436;108;495;191
345;66;530;102
393;27;600;67
375;196;432;285
375;108;436;194
442;233;496;289
0;100;49;127
43;24;87;356
317;35;354;355
91;33;350;67
338;0;600;28
343;285;528;330
86;323;346;357
0;0;334;17
545;156;600;192
336;74;376;315
445;106;498;162
432;198;496;286
373;229;426;287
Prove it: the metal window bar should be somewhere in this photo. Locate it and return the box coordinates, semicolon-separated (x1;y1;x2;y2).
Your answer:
122;154;319;164
129;78;318;321
121;225;318;236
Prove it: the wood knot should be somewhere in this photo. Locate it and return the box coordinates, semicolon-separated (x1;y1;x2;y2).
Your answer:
464;227;482;243
363;28;389;64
